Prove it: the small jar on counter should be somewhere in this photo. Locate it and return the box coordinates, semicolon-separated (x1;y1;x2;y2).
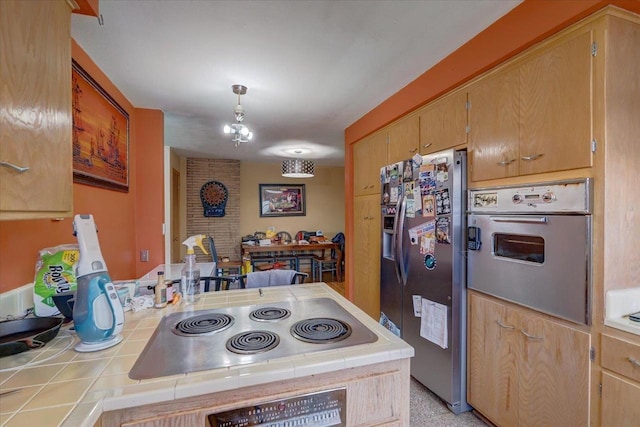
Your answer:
154;271;167;308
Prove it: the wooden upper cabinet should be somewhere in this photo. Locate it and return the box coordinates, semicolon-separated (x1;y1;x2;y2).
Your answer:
0;0;73;220
468;67;520;181
519;27;593;175
353;130;387;196
387;115;419;164
419;90;468;155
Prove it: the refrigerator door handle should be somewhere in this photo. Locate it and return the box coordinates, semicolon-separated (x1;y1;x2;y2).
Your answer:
396;193;408;285
392;193;403;284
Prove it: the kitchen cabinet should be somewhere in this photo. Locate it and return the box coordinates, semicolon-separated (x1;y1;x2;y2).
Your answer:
468;291;590;427
469;25;593;182
353;130;387;196
100;359;410;427
468;66;520;181
0;0;73;220
387;114;419;164
418;90;468;155
352;194;380;319
600;333;640;427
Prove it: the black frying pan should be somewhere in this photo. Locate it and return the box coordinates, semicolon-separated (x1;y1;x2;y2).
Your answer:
0;317;64;358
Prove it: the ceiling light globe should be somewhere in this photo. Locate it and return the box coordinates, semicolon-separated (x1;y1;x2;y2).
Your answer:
223;124;231;134
239;126;249;137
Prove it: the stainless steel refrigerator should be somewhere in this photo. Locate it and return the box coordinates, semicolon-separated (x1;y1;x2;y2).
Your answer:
379;149;470;414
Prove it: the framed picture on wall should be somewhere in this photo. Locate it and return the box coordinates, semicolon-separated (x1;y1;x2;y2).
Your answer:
71;60;129;192
259;184;306;217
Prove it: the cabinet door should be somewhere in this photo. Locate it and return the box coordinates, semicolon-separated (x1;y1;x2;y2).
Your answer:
519;28;593;175
354;131;387;196
467;293;519;427
517;310;590;427
0;0;73;220
353;195;380;319
468;67;520;182
387;115;419;164
419;90;467;155
601;372;640;427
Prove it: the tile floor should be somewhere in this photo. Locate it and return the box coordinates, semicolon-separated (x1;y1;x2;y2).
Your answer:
410;378;488;426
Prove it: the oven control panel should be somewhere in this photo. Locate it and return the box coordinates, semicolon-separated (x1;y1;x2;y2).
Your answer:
469;179;591;214
208;387;346;427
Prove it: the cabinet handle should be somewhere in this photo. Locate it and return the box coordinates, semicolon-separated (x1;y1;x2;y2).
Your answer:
520;329;543;340
521;154;544;161
0;161;30;173
629;357;640;368
409;148;418;153
495;320;515;330
497;159;516;166
423;143;432;149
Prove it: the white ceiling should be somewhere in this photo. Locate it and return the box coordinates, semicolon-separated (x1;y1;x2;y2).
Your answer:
71;0;521;166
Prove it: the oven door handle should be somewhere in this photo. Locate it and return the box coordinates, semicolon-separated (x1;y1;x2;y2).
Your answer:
489;216;548;224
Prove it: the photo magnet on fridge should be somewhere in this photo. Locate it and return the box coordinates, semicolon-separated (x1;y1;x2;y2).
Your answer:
436;217;451;244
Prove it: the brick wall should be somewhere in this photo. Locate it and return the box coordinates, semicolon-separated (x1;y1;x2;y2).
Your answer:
186;159;241;262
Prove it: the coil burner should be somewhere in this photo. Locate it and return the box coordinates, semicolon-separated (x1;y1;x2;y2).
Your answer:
291;318;352;343
173;313;234;337
226;331;280;354
249;307;291;322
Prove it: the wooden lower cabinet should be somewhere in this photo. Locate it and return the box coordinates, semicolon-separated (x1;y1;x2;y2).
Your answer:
468;291;590;427
352;194;381;319
98;359;410;427
600;333;640;427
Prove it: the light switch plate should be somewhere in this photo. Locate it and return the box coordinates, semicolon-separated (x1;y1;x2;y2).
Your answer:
140;250;149;262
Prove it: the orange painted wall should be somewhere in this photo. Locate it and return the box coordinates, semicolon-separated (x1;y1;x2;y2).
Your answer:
133;109;165;275
343;0;640;299
0;40;164;293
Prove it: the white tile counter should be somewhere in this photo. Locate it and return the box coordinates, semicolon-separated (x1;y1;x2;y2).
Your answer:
0;284;413;427
604;287;640;336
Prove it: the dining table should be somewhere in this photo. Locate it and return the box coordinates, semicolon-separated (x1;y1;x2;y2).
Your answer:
241;242;343;280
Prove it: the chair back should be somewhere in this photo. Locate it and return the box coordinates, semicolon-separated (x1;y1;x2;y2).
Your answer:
331;232;345;258
207;236;219;262
242;270;308;288
276;231;292;243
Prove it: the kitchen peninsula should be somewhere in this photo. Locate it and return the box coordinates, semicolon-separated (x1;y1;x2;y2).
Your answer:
0;284;413;427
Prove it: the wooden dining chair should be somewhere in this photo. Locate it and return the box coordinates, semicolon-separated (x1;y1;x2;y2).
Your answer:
273;231;297;269
312;233;344;282
207;236;242;275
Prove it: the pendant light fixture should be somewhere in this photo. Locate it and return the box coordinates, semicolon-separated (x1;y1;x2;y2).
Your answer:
282;150;314;178
223;84;253;147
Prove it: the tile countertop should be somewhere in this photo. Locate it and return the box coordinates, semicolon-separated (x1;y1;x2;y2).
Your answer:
604;287;640;336
0;283;414;427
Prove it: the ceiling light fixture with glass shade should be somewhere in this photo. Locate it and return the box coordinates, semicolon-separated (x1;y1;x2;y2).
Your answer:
223;84;253;147
282;150;314;178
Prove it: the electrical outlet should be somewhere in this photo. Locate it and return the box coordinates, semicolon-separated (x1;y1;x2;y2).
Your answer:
140;250;149;262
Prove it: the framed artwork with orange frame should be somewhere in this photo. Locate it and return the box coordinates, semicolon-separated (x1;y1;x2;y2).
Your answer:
71;60;129;192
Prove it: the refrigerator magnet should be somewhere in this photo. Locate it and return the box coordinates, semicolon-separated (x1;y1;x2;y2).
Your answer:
424;254;437;270
436;217;451;244
435;161;449;182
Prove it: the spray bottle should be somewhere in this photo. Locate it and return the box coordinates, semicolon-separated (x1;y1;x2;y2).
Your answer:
181;235;209;304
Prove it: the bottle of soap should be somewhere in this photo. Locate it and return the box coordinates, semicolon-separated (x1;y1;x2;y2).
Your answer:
154;271;167;308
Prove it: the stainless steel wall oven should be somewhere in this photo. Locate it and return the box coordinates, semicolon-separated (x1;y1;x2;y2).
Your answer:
467;179;592;324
